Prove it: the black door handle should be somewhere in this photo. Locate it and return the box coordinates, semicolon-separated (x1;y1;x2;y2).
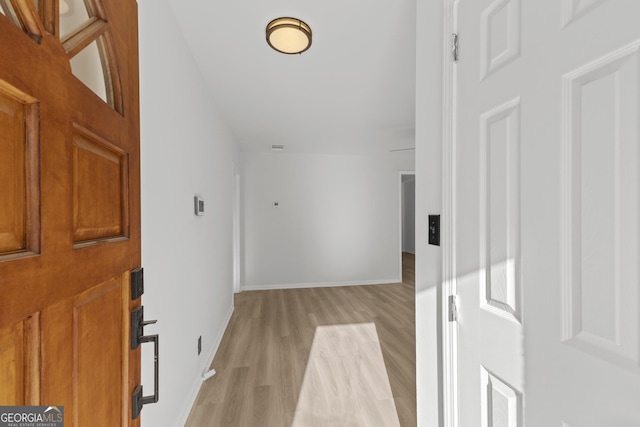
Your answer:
130;306;159;419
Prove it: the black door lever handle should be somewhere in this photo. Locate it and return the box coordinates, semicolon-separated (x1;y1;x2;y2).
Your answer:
130;306;160;419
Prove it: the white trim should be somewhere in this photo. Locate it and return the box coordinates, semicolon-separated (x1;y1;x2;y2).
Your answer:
442;0;459;426
232;162;241;294
241;279;400;292
175;301;234;427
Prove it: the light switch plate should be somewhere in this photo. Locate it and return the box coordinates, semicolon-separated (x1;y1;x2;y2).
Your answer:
194;196;205;216
428;215;440;246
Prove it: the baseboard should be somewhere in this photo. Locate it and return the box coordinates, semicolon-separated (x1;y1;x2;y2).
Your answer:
241;278;400;292
175;300;234;427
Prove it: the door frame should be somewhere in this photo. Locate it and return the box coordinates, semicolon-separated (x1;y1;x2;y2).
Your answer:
232;161;241;293
415;0;456;425
441;0;458;425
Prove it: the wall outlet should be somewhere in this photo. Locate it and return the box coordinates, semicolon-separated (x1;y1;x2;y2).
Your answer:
198;336;202;355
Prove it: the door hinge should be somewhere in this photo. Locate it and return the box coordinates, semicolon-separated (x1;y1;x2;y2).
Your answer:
452;33;459;63
448;295;458;322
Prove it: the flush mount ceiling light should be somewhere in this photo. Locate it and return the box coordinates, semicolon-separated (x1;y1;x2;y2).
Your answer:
266;17;312;55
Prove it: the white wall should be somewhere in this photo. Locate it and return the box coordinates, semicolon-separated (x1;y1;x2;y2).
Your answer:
402;175;416;254
138;1;239;426
415;0;444;425
243;151;414;289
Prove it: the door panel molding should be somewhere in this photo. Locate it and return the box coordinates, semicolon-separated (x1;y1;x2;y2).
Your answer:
479;97;522;323
480;0;521;80
561;40;640;370
72;123;129;244
561;0;610;28
72;277;124;426
0;81;40;258
480;366;523;427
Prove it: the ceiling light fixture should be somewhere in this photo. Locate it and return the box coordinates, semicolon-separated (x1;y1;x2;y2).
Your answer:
266;17;312;55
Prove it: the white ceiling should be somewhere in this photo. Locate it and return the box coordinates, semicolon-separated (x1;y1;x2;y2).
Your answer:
167;0;417;154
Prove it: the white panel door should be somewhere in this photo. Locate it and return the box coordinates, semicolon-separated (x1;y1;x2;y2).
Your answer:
455;0;525;425
454;0;640;425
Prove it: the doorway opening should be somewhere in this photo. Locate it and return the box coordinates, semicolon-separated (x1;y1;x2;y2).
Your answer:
399;171;415;283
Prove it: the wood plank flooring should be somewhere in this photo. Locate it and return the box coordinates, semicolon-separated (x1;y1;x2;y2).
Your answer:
185;252;416;427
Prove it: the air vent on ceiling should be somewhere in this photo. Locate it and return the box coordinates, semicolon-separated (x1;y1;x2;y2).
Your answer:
271;144;285;151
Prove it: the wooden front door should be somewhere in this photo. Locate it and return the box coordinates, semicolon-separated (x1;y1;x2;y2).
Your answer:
0;0;141;425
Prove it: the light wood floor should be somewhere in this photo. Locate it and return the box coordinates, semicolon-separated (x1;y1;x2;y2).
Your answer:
185;253;416;427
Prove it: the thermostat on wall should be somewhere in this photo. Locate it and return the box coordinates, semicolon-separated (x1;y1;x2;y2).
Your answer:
194;196;205;216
